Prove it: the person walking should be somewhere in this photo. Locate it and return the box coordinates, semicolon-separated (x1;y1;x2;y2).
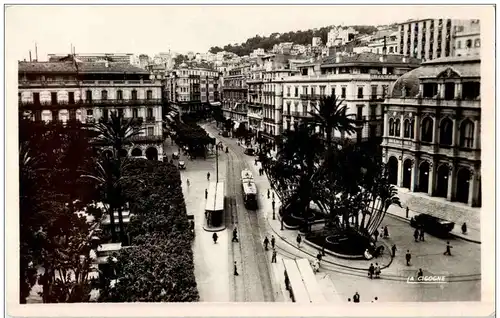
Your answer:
368;263;374;279
391;244;397;257
316;251;323;262
405;250;412;266
373;228;379;242
383;226;389;238
205;189;208;199
353;292;360;303
413;228;419;242
271;248;277;263
187;179;190;187
296;234;302;248
232;228;238;242
417;268;424;279
267;189;270;199
419;227;425;241
207;172;211;181
271;235;276;249
263;236;270;250
272;192;275;200
212;232;218;244
444;241;453;256
462;222;467;235
234;261;239;276
406;206;409;218
272;199;276;211
374;263;381;278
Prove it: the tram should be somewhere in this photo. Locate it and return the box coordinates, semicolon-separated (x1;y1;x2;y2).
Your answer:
241;169;258;209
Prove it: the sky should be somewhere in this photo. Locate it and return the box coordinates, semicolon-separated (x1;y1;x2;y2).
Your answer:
6;4;485;61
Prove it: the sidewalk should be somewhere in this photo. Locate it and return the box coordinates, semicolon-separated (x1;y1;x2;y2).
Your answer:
387;188;481;243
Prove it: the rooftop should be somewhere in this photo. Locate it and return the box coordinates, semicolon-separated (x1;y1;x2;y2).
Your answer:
18;61;150;74
321;52;421;67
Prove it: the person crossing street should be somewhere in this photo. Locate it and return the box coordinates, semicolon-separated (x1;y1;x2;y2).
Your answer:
212;232;218;244
207;172;211;181
271;248;277;263
270;235;276;249
263;236;270;250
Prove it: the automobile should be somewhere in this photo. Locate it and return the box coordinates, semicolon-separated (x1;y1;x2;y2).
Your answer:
410;213;455;237
178;160;186;170
222;131;229;137
244;148;256;156
172;152;180;159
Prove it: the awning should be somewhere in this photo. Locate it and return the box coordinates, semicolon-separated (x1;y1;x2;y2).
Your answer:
210;102;222;107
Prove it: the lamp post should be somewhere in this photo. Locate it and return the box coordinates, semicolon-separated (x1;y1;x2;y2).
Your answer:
215;141;223;183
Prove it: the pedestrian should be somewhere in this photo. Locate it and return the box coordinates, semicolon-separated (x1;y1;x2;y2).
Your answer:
348;298;351;302
373;229;379;242
383;226;389;238
205;189;208;199
267;189;270;199
406;206;409;218
272;199;275;211
368;263;374;279
417;268;423;279
255;158;258;166
271;248;277;263
187;179;190;187
317;251;323;262
353;292;360;303
405;250;411;266
444;241;453;256
419;227;425;241
272;192;275;200
232;228;238;242
413;228;419;242
234;261;239;276
271;235;276;249
212;232;218;244
391;244;397;257
374;263;381;278
284;271;290;290
263;236;270;250
207;172;211;181
296;233;302;248
462;222;467;235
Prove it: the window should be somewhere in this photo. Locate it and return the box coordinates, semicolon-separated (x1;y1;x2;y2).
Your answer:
421;117;434;142
459;119;474;148
320;86;326;96
341;87;346;98
118;109;124;118
382;85;388;98
101;90;108;100
294;87;299;97
68;92;75;103
403;119;414;138
33;92;40;104
356;105;363;120
462;82;480;100
147;108;153;118
86;109;93;116
51;92;57;104
117;90;123;100
439;118;453;146
311;87;316;96
474;39;480;47
287;87;291;97
132;108;138;118
331;87;336;97
444;82;455;100
370;105;377;118
86;90;92;101
389;47;394;53
394;118;401;136
147;90;153;99
457;41;461;49
466;39;472;48
103;109;109;120
131;90;138;100
302;86;308;95
423;83;438;98
357;87;364;99
147;127;154;136
371;85;378;99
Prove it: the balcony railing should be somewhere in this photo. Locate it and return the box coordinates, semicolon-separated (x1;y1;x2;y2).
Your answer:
145;116;155;123
129;135;164;143
19;98;162;108
300;94;309;100
19;79;159;87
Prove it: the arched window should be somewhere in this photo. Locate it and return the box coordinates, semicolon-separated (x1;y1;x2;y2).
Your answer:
388;118;395;136
403;119;414;138
466;39;472;48
459;119;474;148
101;90;108;100
439;118;453;146
394;119;401;137
421;117;434;142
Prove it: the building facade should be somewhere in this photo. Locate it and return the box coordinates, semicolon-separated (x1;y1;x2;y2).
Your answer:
18;58;164;160
453;19;481;57
221;65;249;124
382;56;481;207
279;53;421;143
48;53;134;64
397;19;455;61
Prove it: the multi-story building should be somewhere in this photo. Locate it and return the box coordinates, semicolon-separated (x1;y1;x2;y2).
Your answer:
327;26;358;47
221;65;250;124
246;64;265;134
138;54;150;69
397;19;457;61
279;52;421;144
48;53;134;64
18;57;164;160
367;32;399;55
453;19;481;57
166;64;221;115
382;55;481;207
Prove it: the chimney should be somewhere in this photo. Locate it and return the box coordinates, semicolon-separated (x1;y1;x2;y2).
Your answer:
29;50;32;62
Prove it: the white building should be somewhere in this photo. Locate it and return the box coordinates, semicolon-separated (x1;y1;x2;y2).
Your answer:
312;37;323;47
453;19;480;57
327;26;358;47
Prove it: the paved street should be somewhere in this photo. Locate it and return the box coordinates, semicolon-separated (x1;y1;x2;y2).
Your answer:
202;122;481;303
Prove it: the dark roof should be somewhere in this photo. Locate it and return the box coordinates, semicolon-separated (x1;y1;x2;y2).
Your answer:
389;57;480;98
18;61;149;75
321;52;421;67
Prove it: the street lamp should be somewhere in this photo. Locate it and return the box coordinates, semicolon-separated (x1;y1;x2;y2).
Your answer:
215;141;223;183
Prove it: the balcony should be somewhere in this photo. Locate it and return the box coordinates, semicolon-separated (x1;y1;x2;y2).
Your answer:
145;116;155;123
19;98;163;109
300;94;309;100
248;102;262;108
263;117;275;124
129;135;164;143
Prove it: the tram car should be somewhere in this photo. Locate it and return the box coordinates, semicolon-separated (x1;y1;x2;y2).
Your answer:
241;169;258;209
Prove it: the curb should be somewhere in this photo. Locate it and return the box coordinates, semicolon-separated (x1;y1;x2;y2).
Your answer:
202;224;226;232
386;212;481;244
303;238;364;260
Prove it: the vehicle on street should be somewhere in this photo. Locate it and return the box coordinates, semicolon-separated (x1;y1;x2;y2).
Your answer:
172;151;180;159
241;169;257;209
178;160;186;170
205;182;225;227
282;258;327;303
410;213;455;237
244;148;256;156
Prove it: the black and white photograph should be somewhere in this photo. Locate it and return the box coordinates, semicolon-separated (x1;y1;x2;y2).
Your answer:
5;3;495;317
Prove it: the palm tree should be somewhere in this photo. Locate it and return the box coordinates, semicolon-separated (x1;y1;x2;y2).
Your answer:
93;111;144;159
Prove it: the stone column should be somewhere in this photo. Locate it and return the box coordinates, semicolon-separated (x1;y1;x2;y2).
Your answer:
397;156;404;187
438;83;445;99
399;113;404;138
451;117;457;146
473;118;480;149
410;158;418;192
428;160;435;196
413;114;420;140
447;164;456;201
468;170;477;207
383;112;389;137
454;82;461;99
